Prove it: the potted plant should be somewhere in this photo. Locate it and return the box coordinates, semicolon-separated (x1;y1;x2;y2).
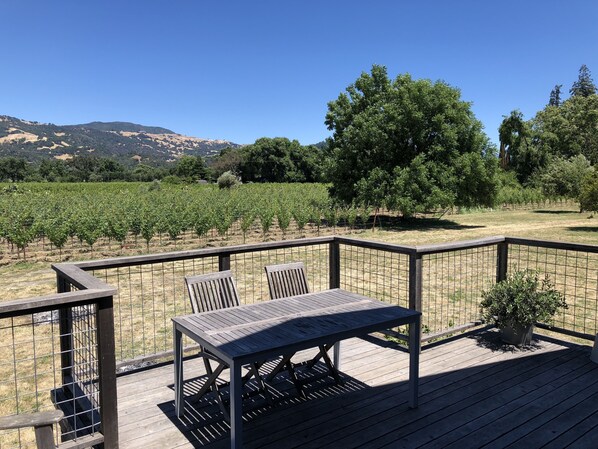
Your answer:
480;269;567;346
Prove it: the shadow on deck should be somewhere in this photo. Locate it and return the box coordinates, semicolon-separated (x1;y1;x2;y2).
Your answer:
117;330;598;449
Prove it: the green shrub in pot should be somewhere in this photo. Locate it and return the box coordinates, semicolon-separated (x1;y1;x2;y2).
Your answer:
480;269;567;346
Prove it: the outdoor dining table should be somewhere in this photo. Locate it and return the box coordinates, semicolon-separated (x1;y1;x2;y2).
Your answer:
172;288;422;449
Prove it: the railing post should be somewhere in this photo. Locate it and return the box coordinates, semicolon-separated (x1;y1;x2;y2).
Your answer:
219;254;231;272
496;241;508;283
329;240;340;289
57;274;73;386
96;295;119;449
408;252;423;313
408;251;423;352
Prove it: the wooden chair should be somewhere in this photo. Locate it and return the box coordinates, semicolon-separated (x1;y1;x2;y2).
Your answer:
184;270;272;420
0;410;63;449
264;262;342;393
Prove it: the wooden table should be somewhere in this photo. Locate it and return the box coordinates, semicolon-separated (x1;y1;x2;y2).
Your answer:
173;288;421;449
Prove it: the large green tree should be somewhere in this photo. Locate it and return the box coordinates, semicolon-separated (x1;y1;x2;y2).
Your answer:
240;137;322;183
325;65;497;216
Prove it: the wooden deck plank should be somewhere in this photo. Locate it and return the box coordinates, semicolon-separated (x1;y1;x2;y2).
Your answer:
119;332;556;444
542;411;598;448
424;358;598;449
293;343;576;449
116;330;594;449
246;339;564;448
565;421;598;449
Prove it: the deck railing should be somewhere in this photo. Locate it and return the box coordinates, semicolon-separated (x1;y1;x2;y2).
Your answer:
0;268;116;449
1;235;597;449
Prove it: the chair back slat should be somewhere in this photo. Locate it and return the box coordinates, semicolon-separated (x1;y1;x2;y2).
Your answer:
185;270;240;313
264;262;309;300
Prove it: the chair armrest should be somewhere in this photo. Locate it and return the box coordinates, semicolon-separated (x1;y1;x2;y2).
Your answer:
0;410;64;430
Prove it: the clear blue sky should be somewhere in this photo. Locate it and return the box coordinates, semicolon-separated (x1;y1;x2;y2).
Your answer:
2;0;597;146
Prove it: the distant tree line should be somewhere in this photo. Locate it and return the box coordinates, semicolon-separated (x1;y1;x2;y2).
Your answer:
0;137;325;184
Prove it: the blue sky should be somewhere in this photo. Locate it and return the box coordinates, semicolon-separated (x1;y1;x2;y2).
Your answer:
2;0;597;146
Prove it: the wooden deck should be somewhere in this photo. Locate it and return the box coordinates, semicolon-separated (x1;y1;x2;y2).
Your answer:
117;330;598;448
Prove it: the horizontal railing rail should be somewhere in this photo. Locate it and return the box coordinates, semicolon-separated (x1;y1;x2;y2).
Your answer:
0;289;114;319
73;236;336;270
415;235;506;255
505;236;598;253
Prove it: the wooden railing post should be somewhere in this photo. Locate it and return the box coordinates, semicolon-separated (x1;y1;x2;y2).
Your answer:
329;240;340;289
408;252;423;313
96;295;119;449
408;252;423;351
56;274;73;386
496;241;508;283
219;254;231;272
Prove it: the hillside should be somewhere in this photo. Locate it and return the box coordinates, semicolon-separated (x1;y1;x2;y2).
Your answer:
0;115;240;165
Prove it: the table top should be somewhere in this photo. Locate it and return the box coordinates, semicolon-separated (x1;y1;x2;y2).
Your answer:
173;288;420;364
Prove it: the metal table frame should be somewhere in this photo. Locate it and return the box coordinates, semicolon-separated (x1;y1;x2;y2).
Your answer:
173;288;421;449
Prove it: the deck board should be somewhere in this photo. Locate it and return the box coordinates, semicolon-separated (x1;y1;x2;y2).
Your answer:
116;330;597;448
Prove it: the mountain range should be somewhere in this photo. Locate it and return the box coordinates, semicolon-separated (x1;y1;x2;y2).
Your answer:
0;115;240;165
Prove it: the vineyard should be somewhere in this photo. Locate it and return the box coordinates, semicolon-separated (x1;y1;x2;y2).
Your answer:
0;182;374;263
0;182;569;265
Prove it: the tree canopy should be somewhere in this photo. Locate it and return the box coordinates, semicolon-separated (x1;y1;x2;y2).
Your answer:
325;65;497;216
239;137;323;183
532;94;598;166
499;65;598;188
172;155;207;182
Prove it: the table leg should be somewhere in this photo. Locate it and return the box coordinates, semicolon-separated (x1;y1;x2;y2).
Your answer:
333;341;341;370
408;315;421;409
230;361;243;449
174;324;184;418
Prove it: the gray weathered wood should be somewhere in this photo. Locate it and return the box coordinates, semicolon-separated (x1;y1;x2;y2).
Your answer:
496;241;508;283
56;434;105;449
0;410;63;430
96;295;119;449
505;236;598;253
185;270;240;314
173;288;420;448
265;262;310;300
181;270;271;418
0;410;63;449
115;330;595;449
415;235;506;255
0;288;114;319
73;236;336;270
264;261;343;386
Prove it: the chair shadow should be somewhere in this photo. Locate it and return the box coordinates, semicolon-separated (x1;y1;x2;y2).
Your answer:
158;360;371;447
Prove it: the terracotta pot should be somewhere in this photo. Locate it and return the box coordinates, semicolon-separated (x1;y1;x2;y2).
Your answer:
501;323;534;346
